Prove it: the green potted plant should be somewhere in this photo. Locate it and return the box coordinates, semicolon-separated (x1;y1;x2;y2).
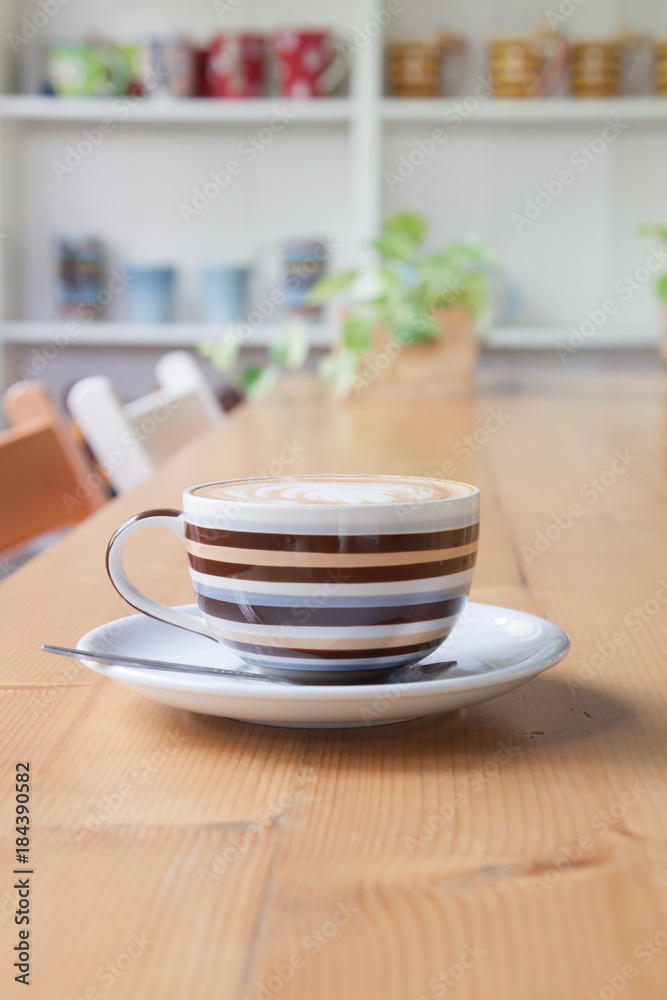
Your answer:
309;210;497;396
639;223;667;363
198;320;313;402
199;211;496;401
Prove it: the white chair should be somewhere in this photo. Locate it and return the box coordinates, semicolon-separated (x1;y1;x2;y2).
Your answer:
67;376;154;494
155;350;224;428
67;353;224;494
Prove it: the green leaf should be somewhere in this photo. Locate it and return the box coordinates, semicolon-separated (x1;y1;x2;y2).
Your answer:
393;306;439;345
318;350;358;397
656;274;667;303
376;264;404;291
383;211;428;244
439;238;497;267
349;265;394;302
417;261;464;307
307;269;357;305
639;223;667;246
456;272;489;319
342;314;373;354
270;321;309;369
373;211;428;262
240;365;280;400
374;232;420;262
414;239;493;317
197;326;242;373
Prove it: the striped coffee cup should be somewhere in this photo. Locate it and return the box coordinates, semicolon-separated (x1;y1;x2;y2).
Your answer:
107;475;480;682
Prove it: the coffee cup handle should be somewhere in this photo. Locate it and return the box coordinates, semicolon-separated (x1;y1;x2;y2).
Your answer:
106;509;217;641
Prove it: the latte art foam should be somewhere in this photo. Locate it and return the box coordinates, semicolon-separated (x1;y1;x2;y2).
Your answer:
194;476;475;506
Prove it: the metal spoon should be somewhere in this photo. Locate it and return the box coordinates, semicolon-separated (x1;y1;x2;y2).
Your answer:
42;645;457;687
42;645;294;685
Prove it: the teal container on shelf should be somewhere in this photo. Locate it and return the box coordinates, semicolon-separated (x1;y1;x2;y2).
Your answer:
200;265;249;324
125;265;176;323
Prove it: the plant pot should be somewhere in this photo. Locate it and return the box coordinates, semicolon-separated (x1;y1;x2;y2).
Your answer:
351;307;478;401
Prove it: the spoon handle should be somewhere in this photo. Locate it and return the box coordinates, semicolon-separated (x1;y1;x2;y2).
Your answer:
41;645;292;685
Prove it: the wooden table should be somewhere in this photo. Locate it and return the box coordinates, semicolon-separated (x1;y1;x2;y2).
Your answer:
3;356;667;999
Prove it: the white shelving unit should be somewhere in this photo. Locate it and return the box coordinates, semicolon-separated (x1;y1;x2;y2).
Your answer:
0;0;665;401
5;93;667;125
0;95;355;123
0;0;385;400
382;96;667;123
0;320;335;348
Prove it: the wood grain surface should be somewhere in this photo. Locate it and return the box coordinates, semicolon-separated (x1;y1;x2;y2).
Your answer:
2;357;667;999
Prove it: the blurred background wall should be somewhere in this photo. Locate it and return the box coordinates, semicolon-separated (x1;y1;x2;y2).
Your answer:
0;0;665;409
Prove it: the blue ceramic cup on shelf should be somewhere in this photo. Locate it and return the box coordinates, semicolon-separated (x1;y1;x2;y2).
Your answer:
125;265;176;323
200;265;249;324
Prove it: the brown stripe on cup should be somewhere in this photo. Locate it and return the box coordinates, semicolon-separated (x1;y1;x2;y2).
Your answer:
188;551;478;584
184;521;480;553
222;636;444;660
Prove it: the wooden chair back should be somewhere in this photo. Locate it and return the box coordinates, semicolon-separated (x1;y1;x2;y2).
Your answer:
0;380;106;554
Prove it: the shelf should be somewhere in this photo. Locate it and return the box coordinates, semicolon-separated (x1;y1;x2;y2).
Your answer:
2;321;657;351
0;95;352;124
382;97;667;124
5;95;667;126
0;321;336;349
488;324;660;349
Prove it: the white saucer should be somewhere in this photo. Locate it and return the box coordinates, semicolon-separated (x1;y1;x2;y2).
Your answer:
76;602;570;728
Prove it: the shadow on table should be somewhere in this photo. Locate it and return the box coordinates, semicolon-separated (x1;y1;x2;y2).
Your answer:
176;674;647;771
